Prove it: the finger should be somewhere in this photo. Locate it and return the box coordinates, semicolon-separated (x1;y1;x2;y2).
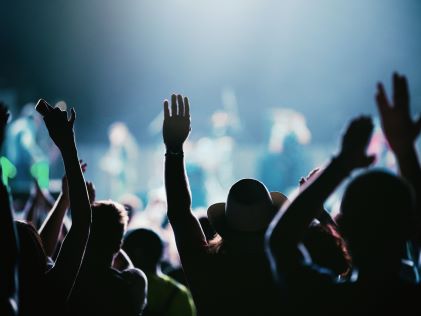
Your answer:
36;99;54;117
184;96;190;117
171;94;177;116
397;75;409;111
376;83;390;116
392;72;399;108
178;94;184;116
164;100;170;119
68;108;76;127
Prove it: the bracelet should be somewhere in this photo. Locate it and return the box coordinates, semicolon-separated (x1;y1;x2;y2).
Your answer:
165;150;184;157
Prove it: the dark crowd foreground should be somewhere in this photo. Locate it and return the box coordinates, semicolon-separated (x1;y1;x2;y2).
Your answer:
1;73;421;315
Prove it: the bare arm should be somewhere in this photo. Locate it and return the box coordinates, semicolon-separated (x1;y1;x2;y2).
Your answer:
163;94;206;254
39;162;88;257
36;99;92;302
266;117;374;275
376;73;421;240
38;174;72;257
299;169;338;228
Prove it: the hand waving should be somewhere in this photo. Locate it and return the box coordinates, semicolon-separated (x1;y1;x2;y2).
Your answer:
163;94;191;152
376;73;421;156
35;99;76;152
339;116;375;170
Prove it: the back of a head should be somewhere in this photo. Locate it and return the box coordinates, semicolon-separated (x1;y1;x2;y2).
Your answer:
123;228;163;272
89;201;128;258
339;170;415;264
15;221;47;315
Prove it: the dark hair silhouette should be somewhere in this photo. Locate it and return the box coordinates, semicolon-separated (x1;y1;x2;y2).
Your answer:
123;228;164;272
339;170;415;267
88;201;128;258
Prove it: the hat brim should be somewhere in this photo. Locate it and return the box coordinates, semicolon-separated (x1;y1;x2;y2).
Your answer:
207;191;288;237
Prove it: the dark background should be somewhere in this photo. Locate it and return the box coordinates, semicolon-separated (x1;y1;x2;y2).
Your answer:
1;0;421;145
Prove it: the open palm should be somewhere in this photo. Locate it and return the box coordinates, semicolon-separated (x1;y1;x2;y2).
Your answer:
376;73;421;155
163;94;191;151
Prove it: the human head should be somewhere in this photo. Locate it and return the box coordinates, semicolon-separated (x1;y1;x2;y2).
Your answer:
338;170;415;269
15;221;47;314
123;228;164;273
207;178;287;238
16;221;47;277
88;200;129;259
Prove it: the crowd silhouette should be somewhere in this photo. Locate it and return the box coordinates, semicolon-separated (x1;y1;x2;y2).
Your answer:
1;72;421;315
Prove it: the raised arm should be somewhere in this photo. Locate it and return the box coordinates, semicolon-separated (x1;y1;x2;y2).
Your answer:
266;117;374;272
299;169;337;228
376;73;421;238
0;104;18;316
35;99;92;302
163;94;206;253
39;161;87;257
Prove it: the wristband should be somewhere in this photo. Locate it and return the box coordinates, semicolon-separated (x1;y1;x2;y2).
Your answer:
165;150;184;157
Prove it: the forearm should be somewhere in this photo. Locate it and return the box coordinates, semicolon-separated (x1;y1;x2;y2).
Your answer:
39;193;69;257
269;155;350;250
61;143;91;227
49;142;91;302
165;152;192;219
164;151;207;251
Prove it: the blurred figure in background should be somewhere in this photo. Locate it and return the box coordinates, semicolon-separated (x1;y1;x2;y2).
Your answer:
100;122;140;200
259;108;311;194
6;103;49;192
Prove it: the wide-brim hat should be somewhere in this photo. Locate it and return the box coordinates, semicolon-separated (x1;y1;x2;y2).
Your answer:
207;178;288;237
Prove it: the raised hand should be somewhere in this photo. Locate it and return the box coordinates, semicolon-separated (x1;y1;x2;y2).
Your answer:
35;99;76;152
338;116;375;170
0;102;10;148
86;181;96;204
376;73;421;155
163;94;191;152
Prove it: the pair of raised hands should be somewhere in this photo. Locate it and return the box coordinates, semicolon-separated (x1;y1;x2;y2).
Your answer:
334;72;420;172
